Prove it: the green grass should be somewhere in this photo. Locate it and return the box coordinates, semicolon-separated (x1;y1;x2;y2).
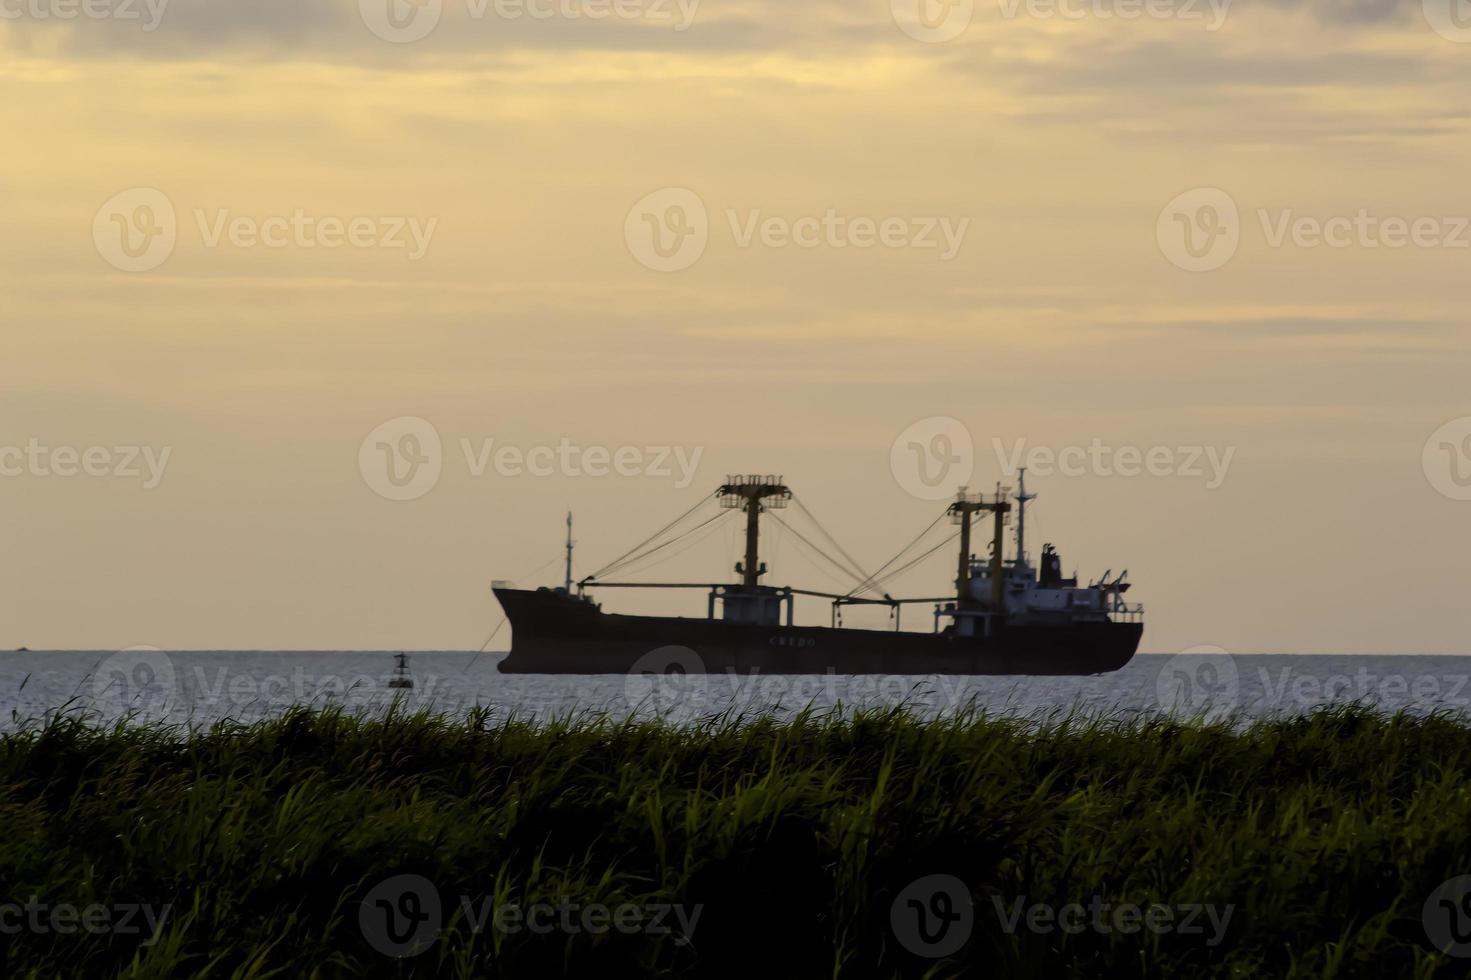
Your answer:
1;704;1469;978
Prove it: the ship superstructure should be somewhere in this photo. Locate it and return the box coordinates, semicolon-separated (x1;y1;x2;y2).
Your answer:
949;471;1139;634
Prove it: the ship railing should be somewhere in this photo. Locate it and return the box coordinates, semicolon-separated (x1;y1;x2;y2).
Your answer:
579;580;953;632
1110;603;1145;623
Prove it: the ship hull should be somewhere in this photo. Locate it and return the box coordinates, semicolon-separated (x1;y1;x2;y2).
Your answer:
494;588;1142;676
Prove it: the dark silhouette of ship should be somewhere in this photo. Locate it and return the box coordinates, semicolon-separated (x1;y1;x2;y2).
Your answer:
495;473;1142;675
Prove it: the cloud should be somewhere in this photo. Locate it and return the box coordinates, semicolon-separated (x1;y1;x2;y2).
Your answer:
1267;0;1415;25
0;0;842;60
0;0;1449;66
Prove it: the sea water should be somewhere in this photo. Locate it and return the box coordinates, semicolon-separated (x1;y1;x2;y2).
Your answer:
3;651;1469;731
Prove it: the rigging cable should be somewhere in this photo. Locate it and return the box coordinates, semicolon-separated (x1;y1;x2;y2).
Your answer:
587;490;719;580
864;528;961;592
766;510;877;594
771;514;871;592
843;506;950;598
790;494;880;594
461;614;508;671
593;509;731;581
603;509;734;580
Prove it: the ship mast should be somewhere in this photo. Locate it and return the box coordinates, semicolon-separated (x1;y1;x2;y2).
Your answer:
1014;468;1036;565
951;489;978;602
718;475;791;587
948;486;1011;607
564;511;574;593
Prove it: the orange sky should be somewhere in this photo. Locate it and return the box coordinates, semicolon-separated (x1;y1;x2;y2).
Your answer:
2;1;1470;652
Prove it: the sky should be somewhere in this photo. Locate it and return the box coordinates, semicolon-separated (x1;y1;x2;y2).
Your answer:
2;0;1470;654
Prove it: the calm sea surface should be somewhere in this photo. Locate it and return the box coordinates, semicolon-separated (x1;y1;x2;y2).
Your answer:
3;651;1470;730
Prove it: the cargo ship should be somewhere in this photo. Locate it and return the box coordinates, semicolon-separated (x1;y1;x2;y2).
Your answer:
494;472;1143;675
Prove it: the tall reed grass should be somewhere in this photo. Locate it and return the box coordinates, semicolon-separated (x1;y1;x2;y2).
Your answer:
0;704;1467;978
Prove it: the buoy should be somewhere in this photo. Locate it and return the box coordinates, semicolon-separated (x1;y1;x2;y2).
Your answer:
388;652;414;689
